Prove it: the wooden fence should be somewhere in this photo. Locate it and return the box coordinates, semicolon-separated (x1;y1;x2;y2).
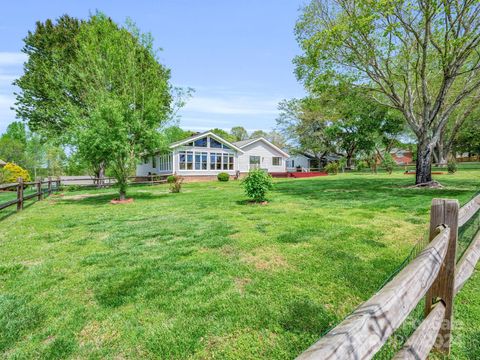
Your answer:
0;175;167;213
297;194;480;360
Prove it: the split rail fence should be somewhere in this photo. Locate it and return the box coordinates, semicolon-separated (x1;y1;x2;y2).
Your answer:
297;194;480;360
0;175;167;213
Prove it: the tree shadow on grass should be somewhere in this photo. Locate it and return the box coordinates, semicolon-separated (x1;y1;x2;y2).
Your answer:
57;191;170;206
273;177;475;211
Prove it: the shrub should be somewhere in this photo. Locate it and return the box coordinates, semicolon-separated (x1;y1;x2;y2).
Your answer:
381;153;396;175
168;175;183;193
325;162;339;175
2;163;31;183
356;160;368;171
447;159;457;174
242;168;273;202
217;172;229;182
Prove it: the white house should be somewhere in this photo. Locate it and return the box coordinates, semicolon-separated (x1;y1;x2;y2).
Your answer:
136;131;289;179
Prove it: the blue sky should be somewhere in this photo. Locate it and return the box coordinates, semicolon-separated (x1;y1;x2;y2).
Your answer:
0;0;306;134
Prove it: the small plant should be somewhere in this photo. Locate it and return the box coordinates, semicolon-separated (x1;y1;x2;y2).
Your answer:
325;162;339;175
2;163;31;183
242;168;273;202
217;172;230;182
168;175;183;193
447;158;457;174
381;153;396;175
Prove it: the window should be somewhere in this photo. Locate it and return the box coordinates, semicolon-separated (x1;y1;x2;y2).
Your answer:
272;157;282;166
194;137;207;147
195;152;208;170
152;156;157;168
228;155;234;170
179;151;193;170
223;144;231;150
186;141;194;147
210;138;223;148
250;156;261;165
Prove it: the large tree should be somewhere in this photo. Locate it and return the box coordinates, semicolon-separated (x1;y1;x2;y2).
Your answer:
15;14;173;199
230;126;249;141
295;0;480;184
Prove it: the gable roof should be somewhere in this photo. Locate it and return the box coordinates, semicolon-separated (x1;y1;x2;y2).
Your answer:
232;137;290;158
169;131;244;153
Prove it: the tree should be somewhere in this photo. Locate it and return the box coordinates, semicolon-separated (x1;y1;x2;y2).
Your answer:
453;116;480;158
295;0;480;184
277;97;335;163
65;15;173;200
230;126;248;141
250;130;268;139
15;14;173;199
211;128;236;143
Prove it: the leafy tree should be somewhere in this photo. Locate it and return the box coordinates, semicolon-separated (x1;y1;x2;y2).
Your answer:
230;126;248;141
453;116;480;157
250;130;268;139
295;0;480;184
15;14;173;199
211;128;236;143
266;130;287;148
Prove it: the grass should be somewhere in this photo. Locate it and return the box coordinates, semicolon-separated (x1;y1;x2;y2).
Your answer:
0;169;479;359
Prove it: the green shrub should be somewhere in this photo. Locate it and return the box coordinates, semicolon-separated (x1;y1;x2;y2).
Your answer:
242;168;273;202
168;175;183;193
356;160;368;171
325;162;339;175
381;153;396;174
447;159;457;174
217;172;230;182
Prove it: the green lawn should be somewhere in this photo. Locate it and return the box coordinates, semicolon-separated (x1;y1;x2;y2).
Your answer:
0;171;479;359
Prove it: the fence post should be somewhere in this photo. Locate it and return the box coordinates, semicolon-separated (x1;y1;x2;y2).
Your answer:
425;198;459;355
56;176;60;191
36;178;42;200
48;176;52;195
16;177;24;211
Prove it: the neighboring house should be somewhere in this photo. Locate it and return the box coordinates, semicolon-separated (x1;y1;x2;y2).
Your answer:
0;159;6;168
286;152;341;171
136;131;289;179
390;148;413;165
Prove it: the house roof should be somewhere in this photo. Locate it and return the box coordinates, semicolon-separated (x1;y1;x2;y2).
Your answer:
232;137;290;158
169;131;244;153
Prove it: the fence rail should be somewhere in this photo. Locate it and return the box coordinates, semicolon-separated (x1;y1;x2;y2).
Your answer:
0;175;168;214
297;194;480;360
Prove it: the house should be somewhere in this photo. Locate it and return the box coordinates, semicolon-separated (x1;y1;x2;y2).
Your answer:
136;131;289;180
390;148;413;165
286;152;341;171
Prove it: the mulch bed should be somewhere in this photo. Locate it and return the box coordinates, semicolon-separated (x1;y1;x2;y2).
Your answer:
110;198;134;204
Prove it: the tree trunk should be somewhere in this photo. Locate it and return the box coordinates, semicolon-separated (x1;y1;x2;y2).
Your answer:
416;138;433;184
96;162;105;188
119;190;126;201
346;154;353;170
436;135;447;167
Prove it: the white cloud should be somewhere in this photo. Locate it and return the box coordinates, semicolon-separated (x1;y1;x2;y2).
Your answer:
0;52;27;67
183;95;280;116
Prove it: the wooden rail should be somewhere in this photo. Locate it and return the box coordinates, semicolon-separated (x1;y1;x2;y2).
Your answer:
297;194;480;360
0;175;168;214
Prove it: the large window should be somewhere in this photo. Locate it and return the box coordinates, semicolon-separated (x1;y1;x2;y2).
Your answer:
194;137;207;147
209;152;233;170
152;156;157;168
272;157;282;166
179;151;194;170
195;152;208;170
210;138;223;148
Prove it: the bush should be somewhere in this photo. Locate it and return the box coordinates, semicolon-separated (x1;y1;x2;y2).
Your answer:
217;172;230;182
325;162;339;175
168;175;183;193
447;159;457;174
356;160;368;171
2;163;31;183
242;168;273;202
381;153;396;175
